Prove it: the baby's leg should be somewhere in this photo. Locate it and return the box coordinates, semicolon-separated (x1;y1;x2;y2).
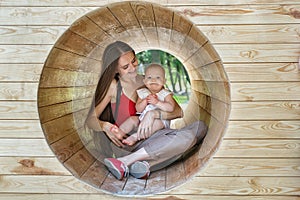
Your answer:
121;116;140;146
111;116;139;139
119;116;139;134
151;119;165;134
123;119;164;146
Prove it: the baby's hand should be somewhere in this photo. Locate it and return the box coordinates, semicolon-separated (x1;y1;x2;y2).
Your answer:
147;94;158;105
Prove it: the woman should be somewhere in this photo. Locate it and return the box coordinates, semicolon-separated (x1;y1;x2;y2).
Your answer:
86;41;207;180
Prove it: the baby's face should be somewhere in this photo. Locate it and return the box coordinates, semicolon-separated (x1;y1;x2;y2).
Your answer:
144;65;165;93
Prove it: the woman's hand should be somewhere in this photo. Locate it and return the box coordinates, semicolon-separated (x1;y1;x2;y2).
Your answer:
137;110;156;140
102;122;125;147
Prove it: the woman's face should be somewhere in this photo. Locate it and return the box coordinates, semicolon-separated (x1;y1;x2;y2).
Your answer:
117;51;138;78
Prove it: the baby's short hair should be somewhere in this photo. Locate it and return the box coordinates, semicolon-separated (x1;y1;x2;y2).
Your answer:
145;63;165;75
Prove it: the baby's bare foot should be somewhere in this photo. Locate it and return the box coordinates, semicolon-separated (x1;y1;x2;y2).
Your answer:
122;135;138;146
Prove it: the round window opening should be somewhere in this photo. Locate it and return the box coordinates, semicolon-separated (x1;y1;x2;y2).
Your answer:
136;49;191;119
38;1;231;196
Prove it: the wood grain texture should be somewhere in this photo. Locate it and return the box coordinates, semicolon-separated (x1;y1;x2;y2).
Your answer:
215;43;300;63
39;68;98;88
50;131;84;162
174;5;300;25
0;194;299;200
0;0;299;199
0;157;69;175
38;98;91;123
0;120;43;138
38;86;95;107
86;7;126;36
0;64;42;82
41;109;88;144
231;82;300;101
0;157;300;177
216;140;300;158
33;2;230;195
5;78;300;103
225;63;300;82
122;176;147;195
81;160;108;189
0;83;37;100
0;139;53;156
0;45;51;63
0;102;39;120
131;1;159;47
199;24;300;44
153;3;174;48
0;26;67;45
0;175;299;196
63;147;96;177
0;7;94;25
2;120;298;140
166;160;187;191
2;63;298;83
69;16;112;45
167;177;300;195
0;0;299;6
199;158;300;176
225;120;300;139
0;175;100;193
1;5;299;26
167;0;300;5
1;24;299;45
144;168;167;194
1;44;299;64
230;101;300;120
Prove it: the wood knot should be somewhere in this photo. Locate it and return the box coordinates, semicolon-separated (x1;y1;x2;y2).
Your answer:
240;50;258;59
79;154;87;162
277;63;296;72
289;8;300;19
18;159;35;168
181;9;202;17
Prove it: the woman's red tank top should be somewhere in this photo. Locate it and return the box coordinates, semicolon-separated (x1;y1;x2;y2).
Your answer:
111;93;136;126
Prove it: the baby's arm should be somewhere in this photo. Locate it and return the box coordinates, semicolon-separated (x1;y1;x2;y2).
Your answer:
135;96;148;113
148;94;175;112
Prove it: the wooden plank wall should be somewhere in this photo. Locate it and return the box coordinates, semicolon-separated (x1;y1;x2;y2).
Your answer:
0;0;299;199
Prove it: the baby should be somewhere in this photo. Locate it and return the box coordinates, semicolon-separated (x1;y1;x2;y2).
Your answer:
112;63;176;146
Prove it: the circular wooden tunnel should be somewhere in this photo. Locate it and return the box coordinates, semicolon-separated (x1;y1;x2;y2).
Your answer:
38;1;230;196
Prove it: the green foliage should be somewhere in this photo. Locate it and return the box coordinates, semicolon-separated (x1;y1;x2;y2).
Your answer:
137;50;191;105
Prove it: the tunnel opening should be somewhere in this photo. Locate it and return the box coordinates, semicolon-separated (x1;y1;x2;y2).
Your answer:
38;1;231;196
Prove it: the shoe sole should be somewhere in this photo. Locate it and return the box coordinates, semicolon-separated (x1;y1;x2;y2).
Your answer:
130;161;150;179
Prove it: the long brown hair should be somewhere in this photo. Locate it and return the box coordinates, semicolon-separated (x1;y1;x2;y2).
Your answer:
85;41;135;158
93;41;135;122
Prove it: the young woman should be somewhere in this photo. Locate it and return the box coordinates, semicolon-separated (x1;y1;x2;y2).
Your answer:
86;41;207;180
117;63;176;146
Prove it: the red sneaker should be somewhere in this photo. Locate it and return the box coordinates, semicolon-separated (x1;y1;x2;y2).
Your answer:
104;158;129;180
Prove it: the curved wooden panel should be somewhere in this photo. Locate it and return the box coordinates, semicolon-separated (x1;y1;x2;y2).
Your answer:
37;1;231;196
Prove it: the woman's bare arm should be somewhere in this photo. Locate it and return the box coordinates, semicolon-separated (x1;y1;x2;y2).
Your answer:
158;98;183;120
86;80;125;147
86;94;111;131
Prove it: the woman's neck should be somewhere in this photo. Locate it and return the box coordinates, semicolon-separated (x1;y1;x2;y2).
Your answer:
119;75;144;101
